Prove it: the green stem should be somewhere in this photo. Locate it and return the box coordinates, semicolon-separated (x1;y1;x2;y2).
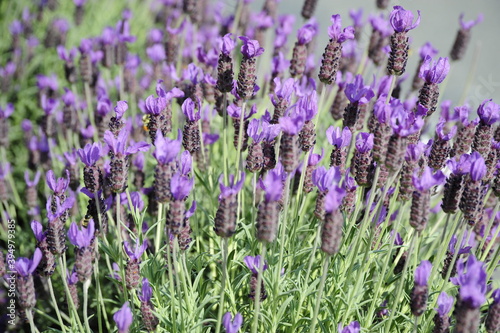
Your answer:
47;278;67;332
251;243;267;333
84;82;98;143
215;238;229;333
155;203;164;254
58;256;85;332
479;201;500;261
166;232;178;332
234;102;247;176
364;202;408;327
83;279;92;333
310;254;330;333
172;236;185;331
384;234;416;332
26;309;38;333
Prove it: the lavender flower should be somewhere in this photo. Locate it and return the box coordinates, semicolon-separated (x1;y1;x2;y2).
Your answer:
338;321;361;333
387;6;421;76
114;302;133;333
321;185;346;254
432;292;453;333
123;240;147;289
222;312;243;333
138;277;159;331
419;56;450;84
15;248;42;310
450;13;483;61
68;219;95;248
214;173;245;238
410;260;432;316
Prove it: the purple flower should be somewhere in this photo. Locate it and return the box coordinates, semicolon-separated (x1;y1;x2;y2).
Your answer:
104;130;150;156
349;8;363;27
389;6;421;33
446;154;471;175
435;120;456;141
324;185;346;213
67;268;79;285
308;150;324;166
40;95;59;115
260;169;283;202
24;170;41;187
178;150;192;176
451;255;487;308
448;233;475;256
477;99;500;125
435;292;454;316
46;169;70;195
459;13;484;30
146;44;166;63
114;302;133;333
119;191;145;211
138;278;153;303
297;91;318;121
270;77;295;106
413;167;445;191
239;36;264;58
492;289;500;304
9;20;23;35
244;255;268;274
123;240;147;261
469;151;487;181
390;103;424;137
328;14;355;43
223;312;243;333
369;14;392;37
419;42;438;60
326;126;352;148
355;132;374;153
220;33;236;55
79;38;93;55
393;231;403;246
114;101;128;120
297;24;316;45
68;219;95;248
373;98;392;124
181;98;201;122
77;142;103;166
170;172;194;200
279;112;304;135
271;52;290;74
338;321;361;333
153;130;181;165
182;63;203;85
312;166;341;192
0;103;14;118
414;260;432;286
345;75;374;104
219;173;245;200
31;220;46;242
15;248;42;277
419;56;450;84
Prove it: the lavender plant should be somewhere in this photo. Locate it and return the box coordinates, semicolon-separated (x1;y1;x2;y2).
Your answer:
1;1;500;333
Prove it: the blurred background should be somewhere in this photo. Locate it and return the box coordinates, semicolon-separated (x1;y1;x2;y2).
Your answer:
249;0;500;110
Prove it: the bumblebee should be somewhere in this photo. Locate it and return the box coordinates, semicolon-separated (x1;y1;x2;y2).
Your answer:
80;214;92;228
142;114;151;131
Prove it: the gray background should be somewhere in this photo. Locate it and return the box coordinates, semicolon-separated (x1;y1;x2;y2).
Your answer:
251;0;500;111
